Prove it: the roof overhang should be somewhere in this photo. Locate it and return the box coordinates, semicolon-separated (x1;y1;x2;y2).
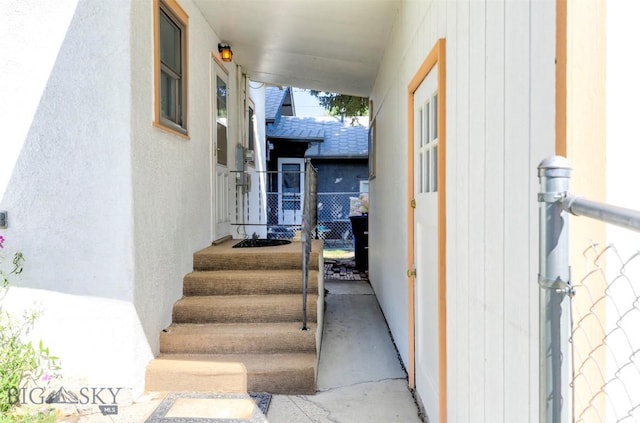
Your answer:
193;0;400;96
268;136;324;142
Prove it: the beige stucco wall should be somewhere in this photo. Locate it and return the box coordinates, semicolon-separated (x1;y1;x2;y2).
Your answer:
130;0;244;394
605;2;640;419
0;0;246;397
562;1;640;421
561;1;607;420
1;0;145;393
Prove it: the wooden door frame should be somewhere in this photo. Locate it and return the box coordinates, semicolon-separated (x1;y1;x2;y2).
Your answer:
407;38;447;423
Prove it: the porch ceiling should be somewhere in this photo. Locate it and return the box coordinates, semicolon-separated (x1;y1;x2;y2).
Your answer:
193;0;400;97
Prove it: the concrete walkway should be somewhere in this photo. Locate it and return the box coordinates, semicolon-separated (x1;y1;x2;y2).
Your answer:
266;279;423;423
61;279;422;422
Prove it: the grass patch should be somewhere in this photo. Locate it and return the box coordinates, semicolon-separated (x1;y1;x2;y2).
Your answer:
0;406;58;423
323;249;354;260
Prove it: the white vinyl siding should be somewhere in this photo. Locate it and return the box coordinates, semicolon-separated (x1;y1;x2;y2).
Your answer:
369;1;556;421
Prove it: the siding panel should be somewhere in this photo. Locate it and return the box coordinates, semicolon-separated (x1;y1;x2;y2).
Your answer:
528;1;557;420
445;0;468;421
503;2;534;421
484;1;506;421
468;0;487;418
452;2;471;420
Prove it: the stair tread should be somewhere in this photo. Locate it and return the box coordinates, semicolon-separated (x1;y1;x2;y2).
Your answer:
193;240;323;271
172;294;319;323
185;269;318;277
146;353;317;394
176;294;318;303
150;352;317;371
184;270;319;282
161;322;317;354
163;322;317;335
183;270;319;295
173;294;320;312
174;294;320;310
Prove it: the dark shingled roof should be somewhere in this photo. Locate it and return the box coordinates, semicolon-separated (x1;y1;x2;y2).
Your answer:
267;116;325;141
265;86;289;121
267;116;368;159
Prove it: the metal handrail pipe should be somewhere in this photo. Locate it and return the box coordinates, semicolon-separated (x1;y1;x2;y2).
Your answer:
562;195;640;233
300;160;318;331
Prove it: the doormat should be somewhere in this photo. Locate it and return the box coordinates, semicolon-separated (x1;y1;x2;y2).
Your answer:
145;392;271;423
232;239;291;248
324;259;368;281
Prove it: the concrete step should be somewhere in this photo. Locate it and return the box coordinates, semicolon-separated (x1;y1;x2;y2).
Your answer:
145;353;317;394
193;240;323;271
145;237;324;395
183;270;319;296
160;322;317;354
172;294;319;324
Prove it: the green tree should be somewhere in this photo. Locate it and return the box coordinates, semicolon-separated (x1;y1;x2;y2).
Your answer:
308;91;368;120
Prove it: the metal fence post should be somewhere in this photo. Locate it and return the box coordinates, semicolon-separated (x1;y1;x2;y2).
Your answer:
538;156;573;423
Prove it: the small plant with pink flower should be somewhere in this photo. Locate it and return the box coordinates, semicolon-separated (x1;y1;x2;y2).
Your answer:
0;235;60;420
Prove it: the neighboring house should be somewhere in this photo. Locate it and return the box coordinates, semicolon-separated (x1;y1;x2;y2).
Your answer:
1;1;634;421
303;117;369;242
302;116;369;194
264;86;368;240
265;86;295;128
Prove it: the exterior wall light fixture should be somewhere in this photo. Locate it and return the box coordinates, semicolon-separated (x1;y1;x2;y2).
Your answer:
218;43;233;62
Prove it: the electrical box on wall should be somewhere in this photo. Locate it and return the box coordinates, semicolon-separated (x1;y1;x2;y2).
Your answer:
235;172;251;194
0;211;7;229
242;173;251;193
235;144;246;172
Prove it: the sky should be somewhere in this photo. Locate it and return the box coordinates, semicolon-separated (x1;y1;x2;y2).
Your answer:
290;87;328;117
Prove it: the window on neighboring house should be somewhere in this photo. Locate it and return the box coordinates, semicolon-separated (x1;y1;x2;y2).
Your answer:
155;0;188;136
282;163;302;210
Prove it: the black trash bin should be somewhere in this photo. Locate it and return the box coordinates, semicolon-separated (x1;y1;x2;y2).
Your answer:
349;215;369;271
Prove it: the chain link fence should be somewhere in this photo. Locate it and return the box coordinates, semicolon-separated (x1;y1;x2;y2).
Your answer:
263;192;359;249
572;242;640;423
232;172;363;249
538;156;640;423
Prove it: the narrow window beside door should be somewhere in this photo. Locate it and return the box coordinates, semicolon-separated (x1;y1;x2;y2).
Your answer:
216;76;228;166
246;105;256;166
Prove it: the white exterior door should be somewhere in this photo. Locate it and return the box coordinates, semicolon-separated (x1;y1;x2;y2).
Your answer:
277;158;304;225
413;66;440;419
212;60;230;240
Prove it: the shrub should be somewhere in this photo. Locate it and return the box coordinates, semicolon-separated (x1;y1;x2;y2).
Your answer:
0;236;60;418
